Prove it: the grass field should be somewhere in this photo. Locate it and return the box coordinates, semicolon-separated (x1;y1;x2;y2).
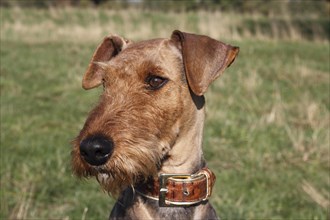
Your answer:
1;7;329;220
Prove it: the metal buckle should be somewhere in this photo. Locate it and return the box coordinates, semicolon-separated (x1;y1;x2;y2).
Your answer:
158;173;207;207
200;172;210;201
159;173;191;207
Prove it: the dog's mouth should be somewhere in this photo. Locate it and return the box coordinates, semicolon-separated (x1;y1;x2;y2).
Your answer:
96;172;112;186
91;166;113;183
93;168;120;193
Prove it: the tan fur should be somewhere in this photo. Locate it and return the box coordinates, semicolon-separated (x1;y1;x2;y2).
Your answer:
72;38;190;195
71;30;239;219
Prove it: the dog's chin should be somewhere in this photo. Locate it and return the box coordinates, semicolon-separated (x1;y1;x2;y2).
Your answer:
95;171;149;196
96;173;115;192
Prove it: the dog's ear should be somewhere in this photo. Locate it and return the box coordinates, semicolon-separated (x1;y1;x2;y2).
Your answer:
82;35;130;90
171;30;239;96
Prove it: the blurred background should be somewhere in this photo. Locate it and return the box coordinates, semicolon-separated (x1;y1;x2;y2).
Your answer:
1;0;329;219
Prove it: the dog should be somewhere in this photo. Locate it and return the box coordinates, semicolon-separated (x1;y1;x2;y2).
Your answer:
72;30;239;219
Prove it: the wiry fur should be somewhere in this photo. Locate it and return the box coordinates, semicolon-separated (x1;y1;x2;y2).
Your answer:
72;39;186;195
71;30;239;219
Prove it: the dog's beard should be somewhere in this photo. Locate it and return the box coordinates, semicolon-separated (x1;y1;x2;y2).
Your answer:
73;144;161;196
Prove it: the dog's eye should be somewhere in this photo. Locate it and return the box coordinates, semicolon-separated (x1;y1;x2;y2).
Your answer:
146;75;168;90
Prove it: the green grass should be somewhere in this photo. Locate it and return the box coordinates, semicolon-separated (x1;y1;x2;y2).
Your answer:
1;7;329;220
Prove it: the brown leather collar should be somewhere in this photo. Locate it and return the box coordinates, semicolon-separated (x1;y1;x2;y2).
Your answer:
136;168;216;207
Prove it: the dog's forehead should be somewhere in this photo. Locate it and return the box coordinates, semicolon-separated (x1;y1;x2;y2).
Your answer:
126;38;168;51
107;38;181;75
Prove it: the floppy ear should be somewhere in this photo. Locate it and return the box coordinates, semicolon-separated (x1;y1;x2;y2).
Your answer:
171;30;239;96
82;35;130;90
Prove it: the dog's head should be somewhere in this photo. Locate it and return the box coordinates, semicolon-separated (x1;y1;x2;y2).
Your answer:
71;30;239;195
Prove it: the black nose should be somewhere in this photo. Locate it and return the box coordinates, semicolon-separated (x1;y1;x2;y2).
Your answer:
79;135;114;166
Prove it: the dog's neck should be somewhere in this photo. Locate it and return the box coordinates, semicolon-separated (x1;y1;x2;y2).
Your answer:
125;109;211;218
112;96;217;219
160;101;206;175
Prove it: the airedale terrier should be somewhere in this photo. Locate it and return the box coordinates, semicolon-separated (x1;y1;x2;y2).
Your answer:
72;30;239;219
